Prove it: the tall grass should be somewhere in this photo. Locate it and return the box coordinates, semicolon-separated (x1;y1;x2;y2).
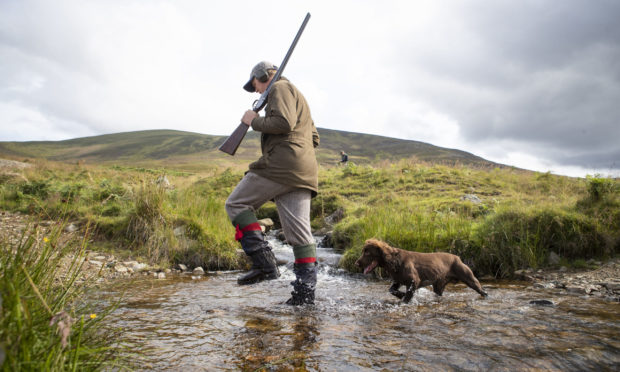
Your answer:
0;163;242;270
0;222;123;370
1;160;618;277
166;181;238;269
471;206;611;277
337;201;475;272
327;164;619;277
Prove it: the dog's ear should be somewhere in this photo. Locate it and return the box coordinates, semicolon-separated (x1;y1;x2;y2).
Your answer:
365;239;393;260
377;242;392;260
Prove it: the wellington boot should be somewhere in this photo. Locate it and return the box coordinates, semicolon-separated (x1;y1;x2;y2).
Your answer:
285;262;317;305
237;248;280;285
285;282;315;305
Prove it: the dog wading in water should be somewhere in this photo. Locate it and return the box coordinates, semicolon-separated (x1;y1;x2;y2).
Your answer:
225;61;320;305
356;239;488;303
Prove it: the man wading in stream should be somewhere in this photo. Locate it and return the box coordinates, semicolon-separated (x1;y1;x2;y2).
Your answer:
225;61;320;305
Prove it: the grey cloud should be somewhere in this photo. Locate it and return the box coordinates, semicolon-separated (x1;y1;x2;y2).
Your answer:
464;0;620;70
401;1;620;169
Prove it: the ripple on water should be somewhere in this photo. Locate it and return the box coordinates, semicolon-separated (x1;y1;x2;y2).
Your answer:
98;240;620;371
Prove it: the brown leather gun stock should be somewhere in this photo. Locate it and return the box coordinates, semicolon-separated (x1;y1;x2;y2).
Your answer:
218;13;311;155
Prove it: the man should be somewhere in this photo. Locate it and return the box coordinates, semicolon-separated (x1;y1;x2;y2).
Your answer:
339;150;348;165
225;61;320;305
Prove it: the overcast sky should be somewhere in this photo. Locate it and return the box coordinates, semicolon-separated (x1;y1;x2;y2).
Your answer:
1;0;619;177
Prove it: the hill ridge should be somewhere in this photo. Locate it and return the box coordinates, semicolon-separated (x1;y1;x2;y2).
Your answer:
0;128;501;169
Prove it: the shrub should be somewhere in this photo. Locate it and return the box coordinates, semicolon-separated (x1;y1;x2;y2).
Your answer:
60;182;85;202
20;180;50;199
101;203;123;217
586;175;617;201
95;179;126;201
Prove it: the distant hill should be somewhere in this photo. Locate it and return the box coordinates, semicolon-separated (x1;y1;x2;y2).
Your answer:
0;128;501;170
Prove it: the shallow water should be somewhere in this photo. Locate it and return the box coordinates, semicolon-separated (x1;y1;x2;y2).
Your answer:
101;236;620;371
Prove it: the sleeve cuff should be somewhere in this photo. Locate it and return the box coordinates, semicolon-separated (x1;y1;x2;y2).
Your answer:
250;116;263;131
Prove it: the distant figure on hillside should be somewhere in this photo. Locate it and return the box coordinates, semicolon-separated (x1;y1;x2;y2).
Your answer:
339;151;349;165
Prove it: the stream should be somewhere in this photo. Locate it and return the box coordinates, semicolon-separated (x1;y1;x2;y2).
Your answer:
100;234;620;371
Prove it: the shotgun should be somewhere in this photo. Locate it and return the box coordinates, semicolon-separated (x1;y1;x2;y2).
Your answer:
218;12;311;155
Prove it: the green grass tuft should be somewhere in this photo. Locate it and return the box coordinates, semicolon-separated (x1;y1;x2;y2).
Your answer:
0;222;123;370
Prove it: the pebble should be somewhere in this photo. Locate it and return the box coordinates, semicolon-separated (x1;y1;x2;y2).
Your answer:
193;267;205;275
124;261;147;271
584;285;600;294
88;260;103;268
534;282;555;289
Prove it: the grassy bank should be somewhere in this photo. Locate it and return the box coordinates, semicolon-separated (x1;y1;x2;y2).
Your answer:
0;161;238;270
0;222;122;370
326;162;619;276
1;159;618;277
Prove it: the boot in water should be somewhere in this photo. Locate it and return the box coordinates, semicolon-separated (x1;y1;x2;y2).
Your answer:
286;262;317;305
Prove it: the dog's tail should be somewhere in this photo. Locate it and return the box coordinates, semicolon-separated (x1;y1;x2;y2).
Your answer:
452;258;488;297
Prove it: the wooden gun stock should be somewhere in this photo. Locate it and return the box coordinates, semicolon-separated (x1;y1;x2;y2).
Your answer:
218;122;249;156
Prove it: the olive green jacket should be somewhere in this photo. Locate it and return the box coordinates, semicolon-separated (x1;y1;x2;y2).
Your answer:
249;77;319;196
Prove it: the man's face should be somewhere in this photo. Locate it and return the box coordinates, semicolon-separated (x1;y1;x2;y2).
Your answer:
252;77;271;94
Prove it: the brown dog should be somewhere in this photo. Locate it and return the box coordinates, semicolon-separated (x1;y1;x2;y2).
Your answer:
355;239;488;303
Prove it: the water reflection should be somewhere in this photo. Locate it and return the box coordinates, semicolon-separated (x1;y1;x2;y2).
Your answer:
232;310;321;370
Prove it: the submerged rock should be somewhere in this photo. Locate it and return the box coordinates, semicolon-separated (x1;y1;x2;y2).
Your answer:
318;233;333;248
275;230;287;242
529;300;554;306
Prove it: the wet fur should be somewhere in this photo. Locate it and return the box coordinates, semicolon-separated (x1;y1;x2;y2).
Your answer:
355;239;488;303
